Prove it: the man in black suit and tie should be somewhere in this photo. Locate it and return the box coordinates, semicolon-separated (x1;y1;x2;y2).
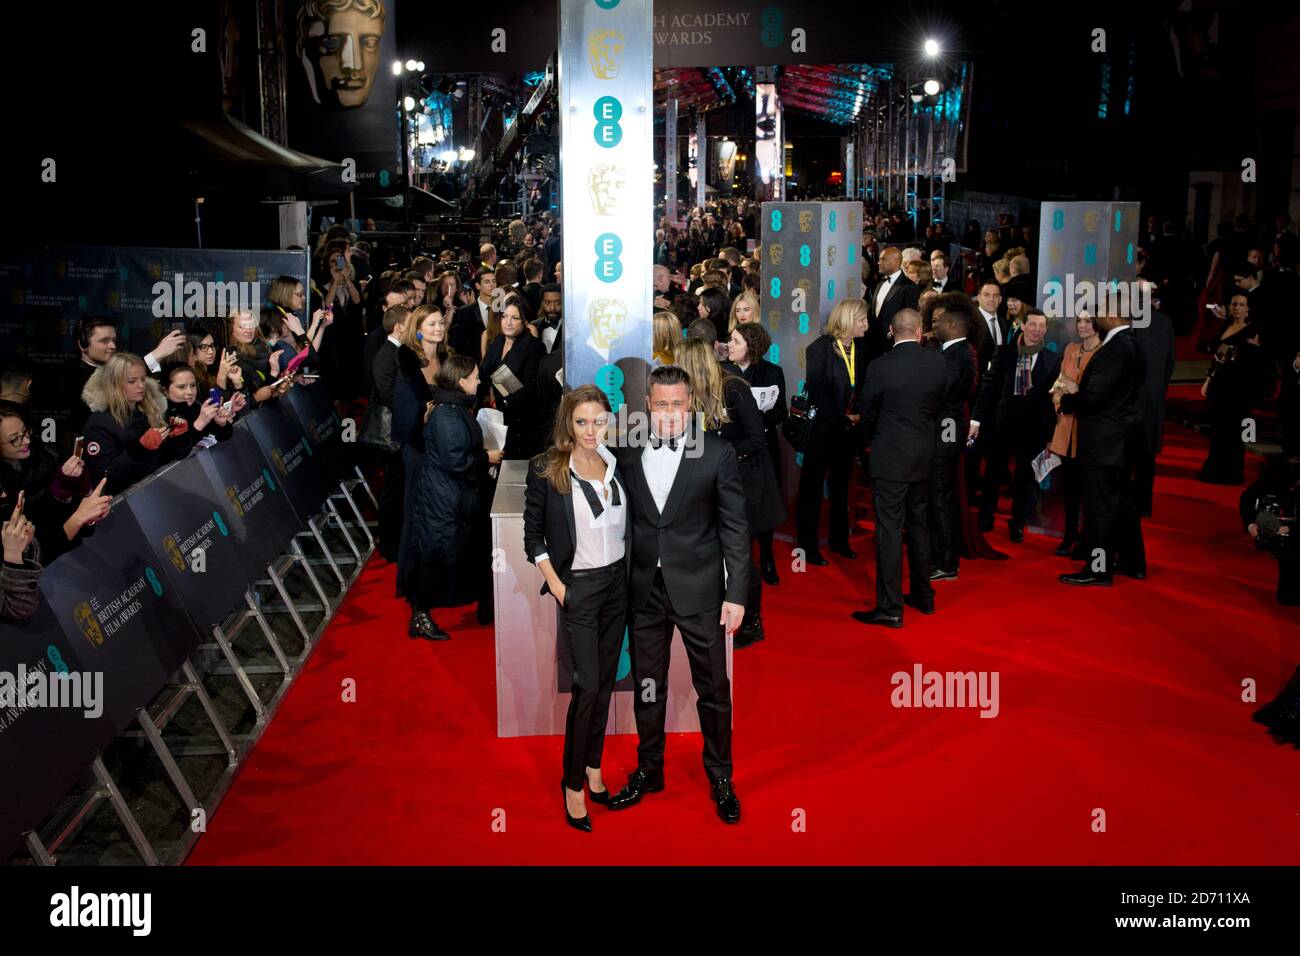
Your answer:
928;295;976;580
853;309;948;628
868;246;920;360
930;251;953;293
609;366;750;823
970;309;1063;542
1057;313;1148;586
967;279;1011;503
449;268;498;363
529;284;564;355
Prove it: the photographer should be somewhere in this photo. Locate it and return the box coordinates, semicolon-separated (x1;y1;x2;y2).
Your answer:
1240;454;1300;606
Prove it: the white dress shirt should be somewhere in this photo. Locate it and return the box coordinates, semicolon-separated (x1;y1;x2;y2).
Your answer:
940;335;967;351
875;269;901;315
534;444;625;568
933;276;948;292
1101;324;1129;346
641;429;686;567
478;298;491;327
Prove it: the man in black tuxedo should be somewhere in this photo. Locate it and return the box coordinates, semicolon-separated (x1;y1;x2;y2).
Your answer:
529;284;564;355
970;309;1063;542
449;268;497;363
609;366;749;823
868;246;920;360
853;309;948;627
1130;291;1176;517
1057;313;1147;586
927;295;976;580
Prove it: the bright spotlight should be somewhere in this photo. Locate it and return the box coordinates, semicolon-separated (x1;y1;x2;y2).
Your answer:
402;96;416;112
924;38;940;57
405;58;418;71
416;61;426;72
392;61;403;76
923;79;942;96
458;147;476;162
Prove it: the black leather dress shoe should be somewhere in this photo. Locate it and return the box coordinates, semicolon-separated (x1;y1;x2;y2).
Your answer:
711;777;741;824
903;594;936;615
562;783;591;832
1114;566;1147;580
1059;571;1113;587
608;768;665;811
1054;540;1076;557
1009;525;1025;543
978;518;995;533
852;608;903;628
829;543;858;560
409;610;451;641
930;568;958;582
760;559;780;586
733;619;765;648
803;551;830;566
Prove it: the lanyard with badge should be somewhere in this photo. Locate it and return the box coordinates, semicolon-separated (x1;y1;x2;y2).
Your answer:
834;338;857;416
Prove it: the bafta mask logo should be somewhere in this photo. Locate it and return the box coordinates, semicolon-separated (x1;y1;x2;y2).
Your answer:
1049;242;1062;265
226;485;245;518
588;28;625;80
163;534;186;573
768;309;781;330
55;262;67;279
11;289;24;306
799;211;814;232
588;299;628;350
847;278;860;298
848;208;858;231
149;263;163;280
797;278;812;292
769;244;783;266
106;292;120;310
1083;210;1100;232
588;165;628;216
827;245;837;266
297;0;386;110
797;344;808;371
74;602;104;648
272;449;287;477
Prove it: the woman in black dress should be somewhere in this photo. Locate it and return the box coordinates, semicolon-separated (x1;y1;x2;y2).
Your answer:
479;293;544;459
726;322;787;584
1198;292;1274;484
677;338;784;647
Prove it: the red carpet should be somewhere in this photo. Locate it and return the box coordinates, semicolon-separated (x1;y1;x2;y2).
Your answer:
187;424;1300;865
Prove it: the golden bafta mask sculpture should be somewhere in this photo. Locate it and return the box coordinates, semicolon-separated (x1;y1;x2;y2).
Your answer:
589;299;628;349
797;278;812;292
297;0;386;110
587;28;625;79
826;244;837;267
768;309;781;330
847;277;860;299
75;602;104;648
799;211;814;232
797;344;808;371
848;207;858;231
163;534;186;572
587;165;628;216
226;486;245;518
1083;210;1100;232
769;243;783;266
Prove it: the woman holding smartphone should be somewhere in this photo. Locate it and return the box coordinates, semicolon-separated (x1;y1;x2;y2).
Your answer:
523;385;628;832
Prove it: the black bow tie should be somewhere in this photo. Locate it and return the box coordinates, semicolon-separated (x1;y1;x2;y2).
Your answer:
650;436;678;451
572;471;620;518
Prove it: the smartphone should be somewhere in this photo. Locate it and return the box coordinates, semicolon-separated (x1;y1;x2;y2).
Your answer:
209;387;223;405
221;399;235;414
171;321;186;334
72;436;85;458
335;255;345;270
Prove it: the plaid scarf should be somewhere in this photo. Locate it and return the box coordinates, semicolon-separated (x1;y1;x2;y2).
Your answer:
1014;340;1045;396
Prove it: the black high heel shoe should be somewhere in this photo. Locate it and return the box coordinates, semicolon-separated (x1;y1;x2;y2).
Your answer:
562;782;592;832
587;781;611;806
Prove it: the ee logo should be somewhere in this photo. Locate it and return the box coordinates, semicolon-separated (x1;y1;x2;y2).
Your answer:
595;0;620;7
769;277;781;299
799;244;811;267
594;97;622;148
828;210;837;232
596;363;625;408
379;170;390;187
595;233;623;283
760;6;783;49
770;209;783;231
1053;209;1065;230
798;312;809;334
826;279;836;300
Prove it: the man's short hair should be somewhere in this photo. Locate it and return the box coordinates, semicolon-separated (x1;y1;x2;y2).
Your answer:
473;267;495;287
0;361;34;396
383;307;411;334
390;279;415;297
719;246;742;266
1009;254;1031;276
480;243;497;260
403;271;427;284
930;251;950;266
411;256;434;275
891;307;923;339
523;258;544;281
540;283;562;296
978;279;1002;295
648;364;691;395
931;292;973;335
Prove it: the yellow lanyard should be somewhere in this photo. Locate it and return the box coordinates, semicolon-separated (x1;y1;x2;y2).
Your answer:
834;338;856;388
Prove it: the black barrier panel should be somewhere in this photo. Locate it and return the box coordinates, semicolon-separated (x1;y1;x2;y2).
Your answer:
195;425;303;579
240;399;329;524
38;504;200;736
279;382;351;488
121;456;252;636
0;599;116;862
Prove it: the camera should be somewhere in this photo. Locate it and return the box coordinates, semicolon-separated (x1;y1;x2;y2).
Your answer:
1254;492;1297;558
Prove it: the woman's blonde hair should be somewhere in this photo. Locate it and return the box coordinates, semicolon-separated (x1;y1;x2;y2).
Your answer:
537;385;612;495
401;304;450;367
98;353;166;428
675;338;730;430
652;310;682;364
824;298;869;339
727;290;760;333
268;276;302;312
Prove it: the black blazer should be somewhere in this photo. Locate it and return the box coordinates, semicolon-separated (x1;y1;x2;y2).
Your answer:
805;334;869;431
869;274;920;358
450;301;489;363
935;340;976;457
973;310;1011;373
370;338;403;407
1057;330;1144;470
973;342;1063;448
858;340;948;482
480;332;544;458
523;453;630;597
615;432;749;617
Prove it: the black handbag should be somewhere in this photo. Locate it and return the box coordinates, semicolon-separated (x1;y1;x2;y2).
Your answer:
358;402;399;452
782;390;818;452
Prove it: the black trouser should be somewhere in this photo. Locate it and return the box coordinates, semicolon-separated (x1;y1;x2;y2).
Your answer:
631;569;732;782
796;423;856;551
966;424;997;506
1201;402;1247;483
377;448;405;560
978;432;1013;526
1007;442;1037;530
1081;463;1146;576
757;530;775;566
559;562;627;792
928;453;960;573
1060;455;1083;544
872;475;934;615
745;538;763;622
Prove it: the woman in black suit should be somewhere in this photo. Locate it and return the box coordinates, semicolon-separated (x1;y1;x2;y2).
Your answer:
480;293;544;459
678;338;784;648
796;298;870;564
523;385;628;833
726;322;787;584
